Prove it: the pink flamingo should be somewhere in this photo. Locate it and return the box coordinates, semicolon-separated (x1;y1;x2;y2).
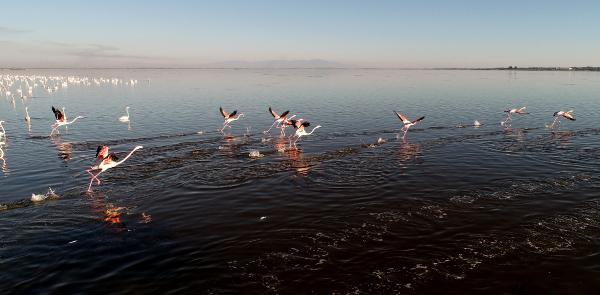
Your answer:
219;106;244;133
264;106;295;135
86;145;143;192
50;106;83;136
501;107;528;127
288;119;321;148
394;111;425;139
548;110;575;129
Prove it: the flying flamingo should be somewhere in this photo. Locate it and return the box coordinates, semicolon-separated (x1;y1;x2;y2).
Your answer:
219;106;244;133
86;145;143;192
394;111;425;139
50;106;83;136
288;119;321;148
119;106;130;122
501;107;528;127
264;106;295;135
548;110;575;129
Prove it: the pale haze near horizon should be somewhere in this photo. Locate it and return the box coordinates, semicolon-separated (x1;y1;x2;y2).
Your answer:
1;1;599;68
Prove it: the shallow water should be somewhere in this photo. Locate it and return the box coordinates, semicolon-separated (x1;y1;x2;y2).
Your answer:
1;69;599;293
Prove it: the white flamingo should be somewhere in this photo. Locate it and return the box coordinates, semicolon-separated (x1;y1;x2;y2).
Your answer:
119;106;130;122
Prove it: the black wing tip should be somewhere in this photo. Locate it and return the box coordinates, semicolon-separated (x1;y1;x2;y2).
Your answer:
302;121;310;127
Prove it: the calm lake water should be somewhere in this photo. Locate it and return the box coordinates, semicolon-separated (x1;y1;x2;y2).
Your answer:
1;69;599;293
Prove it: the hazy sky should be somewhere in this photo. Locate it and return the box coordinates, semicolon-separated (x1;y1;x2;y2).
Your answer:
1;0;599;68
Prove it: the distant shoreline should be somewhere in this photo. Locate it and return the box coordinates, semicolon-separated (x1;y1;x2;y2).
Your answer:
1;66;599;71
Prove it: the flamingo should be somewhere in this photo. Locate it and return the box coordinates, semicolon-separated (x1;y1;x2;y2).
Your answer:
394;111;425;139
86;145;143;192
50;106;83;136
264;106;295;135
219;106;244;133
548;110;575;129
288;119;321;148
24;107;31;123
501;107;528;127
119;106;130;122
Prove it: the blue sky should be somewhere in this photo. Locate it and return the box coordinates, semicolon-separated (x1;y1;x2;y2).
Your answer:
1;0;599;67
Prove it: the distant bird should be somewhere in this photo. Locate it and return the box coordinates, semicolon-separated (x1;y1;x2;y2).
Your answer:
24;107;31;123
119;106;130;122
288;119;321;148
394;111;425;139
219;106;244;133
501;106;528;127
50;106;83;136
548;110;575;129
473;120;481;127
264;106;294;135
86;145;143;192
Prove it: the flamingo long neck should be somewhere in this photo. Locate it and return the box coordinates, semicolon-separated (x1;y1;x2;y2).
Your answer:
307;126;321;135
115;148;140;166
126;108;130;117
66;116;82;124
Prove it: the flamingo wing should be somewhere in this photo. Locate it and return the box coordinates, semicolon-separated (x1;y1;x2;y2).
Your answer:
95;145;109;159
412;116;425;124
563;112;575;121
52;106;64;121
301;121;310;127
280;110;290;118
229;110;238;117
394;111;411;124
268;106;278;118
219;107;228;118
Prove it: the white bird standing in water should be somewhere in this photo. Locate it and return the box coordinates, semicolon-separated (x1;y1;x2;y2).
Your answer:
501;107;528;127
394;111;425;139
548;110;575;129
119;106;130;122
86;145;143;192
219;106;244;133
287;119;321;148
24;107;31;123
50;106;83;136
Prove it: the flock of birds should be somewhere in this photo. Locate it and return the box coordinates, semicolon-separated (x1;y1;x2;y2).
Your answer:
0;73;578;194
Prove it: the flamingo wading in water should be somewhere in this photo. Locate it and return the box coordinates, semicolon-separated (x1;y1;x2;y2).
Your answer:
219;107;244;133
119;106;130;122
288;119;321;148
394;111;425;139
50;106;83;136
86;145;143;192
548;110;575;129
501;107;528;127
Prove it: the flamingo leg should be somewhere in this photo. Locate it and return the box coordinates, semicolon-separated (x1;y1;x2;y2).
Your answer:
264;120;278;134
86;169;101;185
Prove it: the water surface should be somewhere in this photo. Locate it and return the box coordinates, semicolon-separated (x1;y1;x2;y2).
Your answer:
1;69;599;293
